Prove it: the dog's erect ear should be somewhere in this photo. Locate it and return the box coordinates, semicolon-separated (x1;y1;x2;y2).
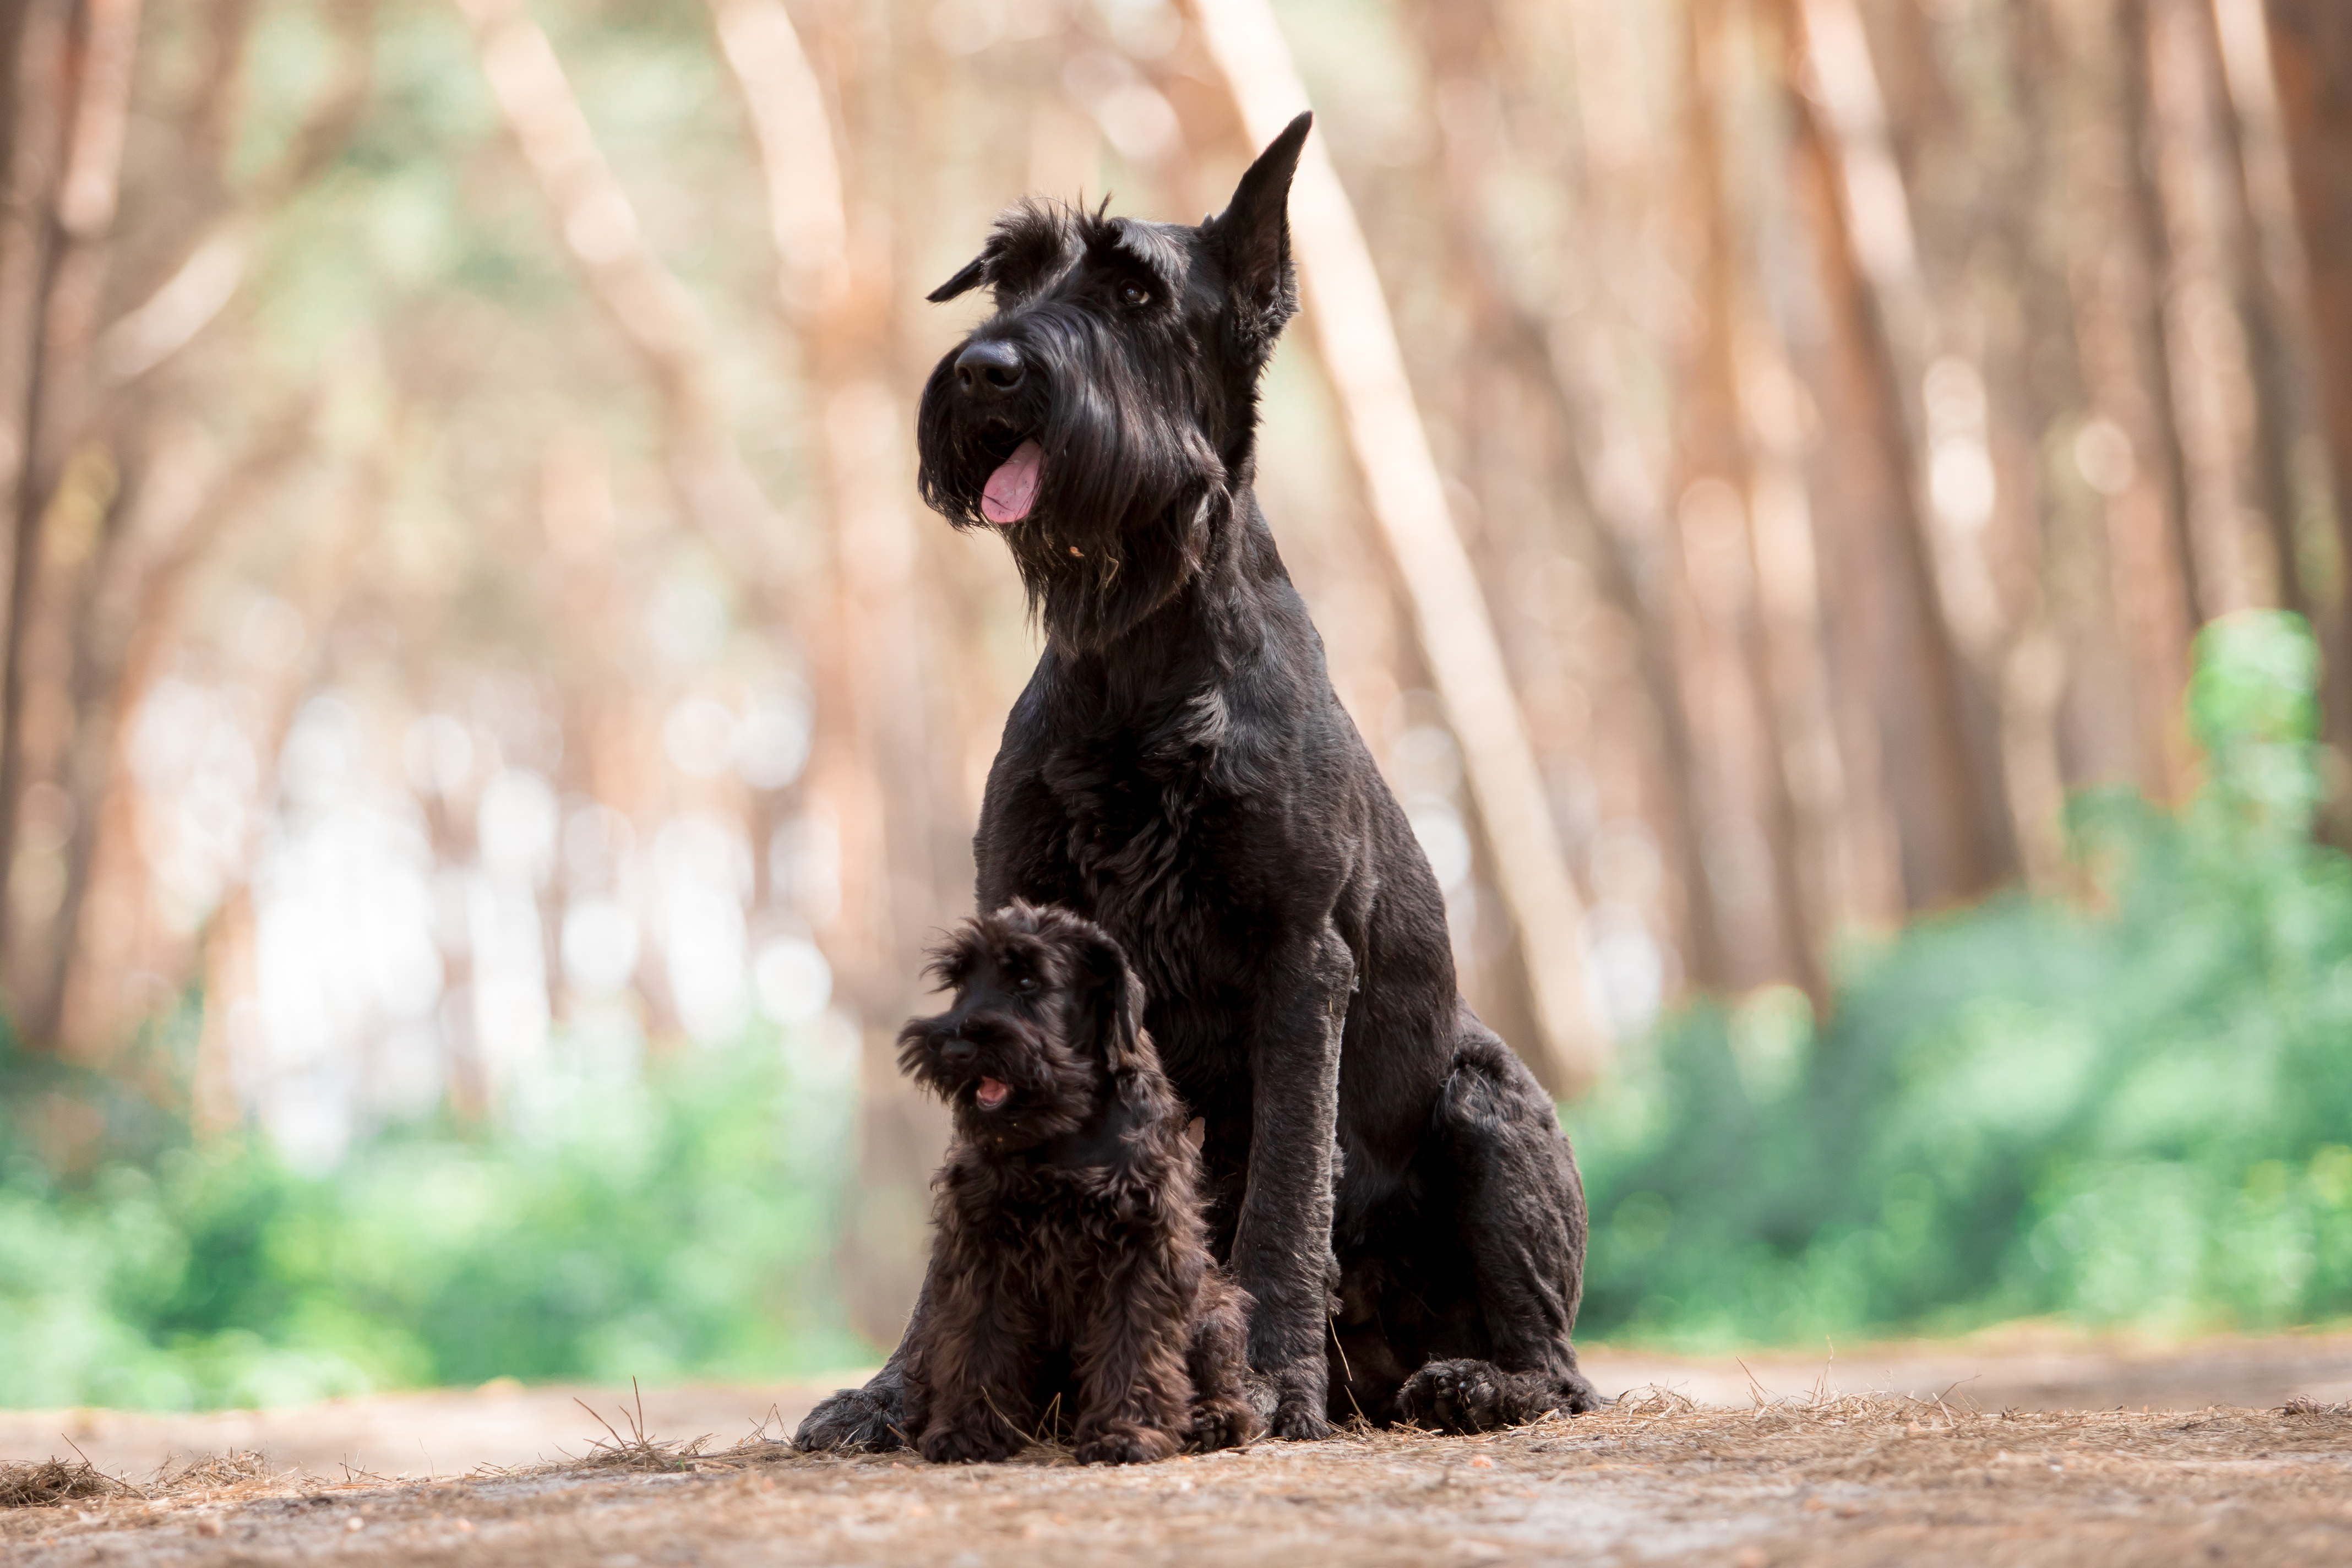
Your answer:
1075;929;1148;1075
927;253;990;303
1208;111;1311;338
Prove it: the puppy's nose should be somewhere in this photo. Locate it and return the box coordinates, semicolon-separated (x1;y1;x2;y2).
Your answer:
954;339;1025;398
937;1036;977;1072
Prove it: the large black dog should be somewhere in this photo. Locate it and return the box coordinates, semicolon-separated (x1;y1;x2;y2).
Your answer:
798;113;1601;1445
895;901;1259;1464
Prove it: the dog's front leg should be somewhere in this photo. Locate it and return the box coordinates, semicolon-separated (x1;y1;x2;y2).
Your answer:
1230;921;1352;1440
913;1273;1036;1464
1068;1259;1192;1465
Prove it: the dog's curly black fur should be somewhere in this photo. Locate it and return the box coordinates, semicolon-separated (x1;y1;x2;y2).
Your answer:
798;113;1602;1451
894;902;1260;1465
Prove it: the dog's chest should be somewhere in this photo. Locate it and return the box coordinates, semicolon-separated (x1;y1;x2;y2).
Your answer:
1031;724;1259;976
983;1172;1151;1330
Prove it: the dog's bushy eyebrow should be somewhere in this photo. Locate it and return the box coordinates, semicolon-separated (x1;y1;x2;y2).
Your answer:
984;199;1081;302
1100;219;1188;293
924;934;982;988
994;932;1052;977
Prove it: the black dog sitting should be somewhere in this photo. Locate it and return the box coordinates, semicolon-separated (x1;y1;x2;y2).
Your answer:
894;901;1261;1465
801;112;1601;1449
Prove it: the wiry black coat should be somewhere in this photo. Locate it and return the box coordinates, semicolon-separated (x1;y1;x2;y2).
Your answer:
895;903;1258;1464
798;114;1601;1448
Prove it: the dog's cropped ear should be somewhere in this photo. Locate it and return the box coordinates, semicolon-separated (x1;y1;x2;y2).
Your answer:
927;253;990;304
1207;110;1311;340
1075;929;1148;1075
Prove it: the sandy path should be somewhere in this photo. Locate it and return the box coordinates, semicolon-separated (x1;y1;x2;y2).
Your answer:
5;1333;2351;1566
8;1329;2351;1480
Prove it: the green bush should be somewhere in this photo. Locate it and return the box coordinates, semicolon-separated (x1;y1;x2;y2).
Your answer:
0;1027;863;1410
1570;611;2352;1347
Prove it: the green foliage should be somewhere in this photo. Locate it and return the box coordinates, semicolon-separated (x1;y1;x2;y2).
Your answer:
1571;611;2352;1347
0;1029;864;1411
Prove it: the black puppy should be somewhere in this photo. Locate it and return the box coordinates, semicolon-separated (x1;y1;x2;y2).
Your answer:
800;113;1601;1446
895;901;1260;1464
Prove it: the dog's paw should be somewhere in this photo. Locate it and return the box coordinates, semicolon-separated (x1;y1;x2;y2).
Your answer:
1398;1358;1600;1431
918;1421;1022;1465
1186;1396;1262;1452
1270;1396;1333;1440
1555;1367;1610;1415
792;1384;907;1452
1073;1425;1180;1466
1397;1358;1510;1433
1243;1367;1333;1441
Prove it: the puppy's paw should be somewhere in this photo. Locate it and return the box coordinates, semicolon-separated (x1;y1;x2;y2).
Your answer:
918;1420;1021;1465
793;1384;907;1452
1073;1425;1180;1466
1397;1358;1508;1433
1186;1396;1262;1452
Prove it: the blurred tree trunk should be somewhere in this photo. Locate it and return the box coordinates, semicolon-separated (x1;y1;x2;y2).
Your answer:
66;408;311;1074
1411;0;1656;1043
1774;0;2017;910
2193;0;2304;618
1413;67;1732;1013
2262;1;2352;713
1672;0;1823;999
711;0;959;1343
2061;0;2199;801
2121;0;2210;629
23;0;361;1053
0;0;75;1017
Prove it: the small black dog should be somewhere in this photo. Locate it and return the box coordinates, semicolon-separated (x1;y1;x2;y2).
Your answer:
801;112;1600;1450
894;901;1261;1464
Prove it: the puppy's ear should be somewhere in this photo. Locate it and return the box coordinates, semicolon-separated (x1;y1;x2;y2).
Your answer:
1207;110;1310;342
1076;929;1148;1075
927;253;990;303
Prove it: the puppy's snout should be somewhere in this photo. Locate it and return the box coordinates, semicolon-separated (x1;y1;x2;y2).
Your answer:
954;339;1025;399
935;1035;978;1074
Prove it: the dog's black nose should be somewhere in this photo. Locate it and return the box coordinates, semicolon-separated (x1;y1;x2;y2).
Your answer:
954;339;1025;398
938;1036;977;1072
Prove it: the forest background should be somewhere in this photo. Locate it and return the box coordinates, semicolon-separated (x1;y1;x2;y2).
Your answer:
5;0;2352;1412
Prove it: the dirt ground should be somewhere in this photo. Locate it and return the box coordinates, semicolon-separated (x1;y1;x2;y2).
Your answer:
6;1331;2352;1566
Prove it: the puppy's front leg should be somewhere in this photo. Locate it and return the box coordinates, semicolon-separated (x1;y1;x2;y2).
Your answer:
1069;1257;1192;1465
1231;921;1352;1440
914;1273;1036;1464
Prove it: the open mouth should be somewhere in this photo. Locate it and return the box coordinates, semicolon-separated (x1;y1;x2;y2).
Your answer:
974;1076;1010;1110
981;439;1042;526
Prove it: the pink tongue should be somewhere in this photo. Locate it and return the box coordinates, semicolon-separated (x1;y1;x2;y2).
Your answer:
976;1077;1010;1109
981;440;1043;525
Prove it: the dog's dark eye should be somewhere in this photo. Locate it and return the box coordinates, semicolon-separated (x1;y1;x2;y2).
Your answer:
1016;976;1037;992
1118;281;1150;308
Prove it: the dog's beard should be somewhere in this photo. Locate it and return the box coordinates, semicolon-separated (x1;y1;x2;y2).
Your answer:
916;309;1228;650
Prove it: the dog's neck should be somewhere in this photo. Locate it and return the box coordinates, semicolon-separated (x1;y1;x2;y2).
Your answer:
1039;487;1285;717
997;1072;1163;1172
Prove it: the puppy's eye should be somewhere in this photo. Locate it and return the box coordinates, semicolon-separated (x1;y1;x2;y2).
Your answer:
1016;976;1037;992
1118;281;1150;308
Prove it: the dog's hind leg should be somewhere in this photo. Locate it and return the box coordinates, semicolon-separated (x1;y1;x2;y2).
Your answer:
1395;1022;1605;1433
